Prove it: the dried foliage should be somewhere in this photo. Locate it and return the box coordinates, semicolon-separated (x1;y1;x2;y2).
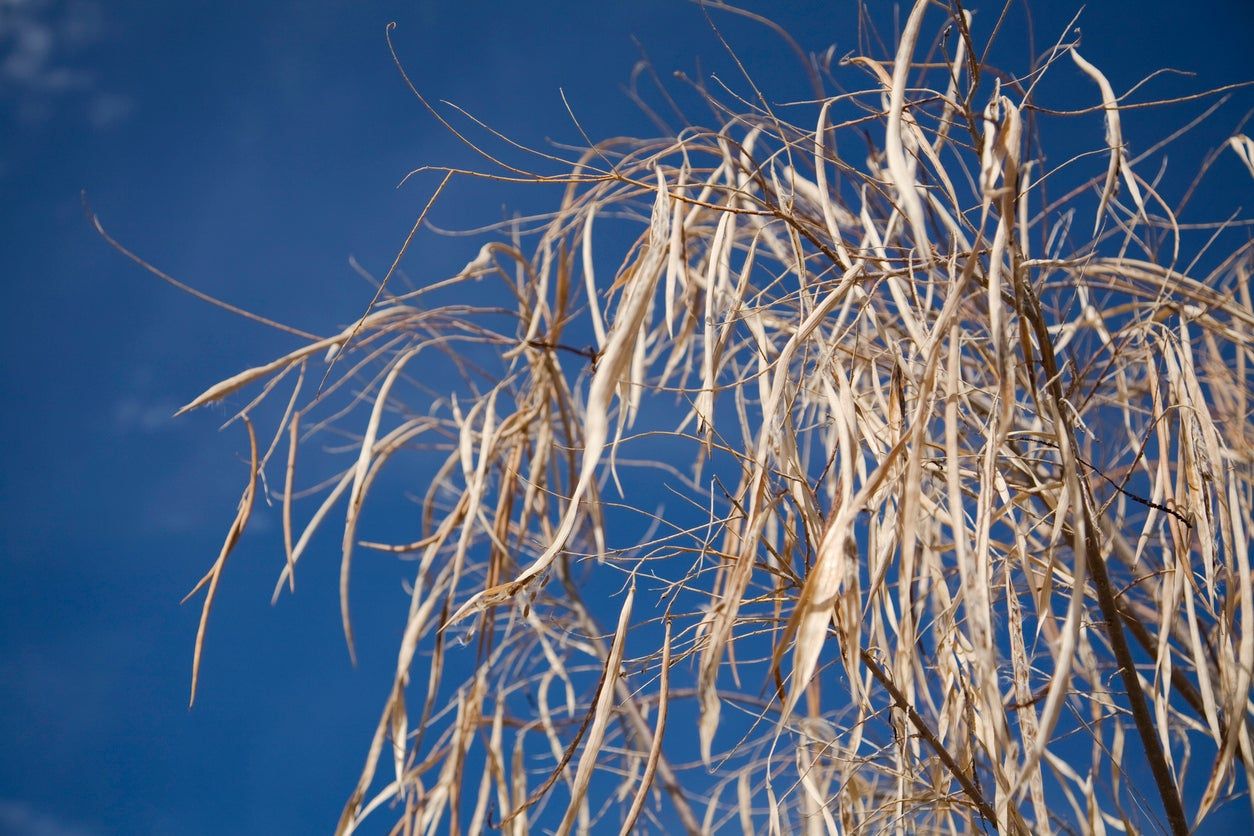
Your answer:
122;2;1254;833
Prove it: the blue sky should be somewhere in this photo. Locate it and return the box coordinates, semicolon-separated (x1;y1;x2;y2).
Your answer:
2;1;1251;833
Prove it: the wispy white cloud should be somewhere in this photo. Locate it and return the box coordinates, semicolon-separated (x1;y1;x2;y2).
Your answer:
86;89;130;128
0;799;98;836
111;395;179;434
0;0;132;128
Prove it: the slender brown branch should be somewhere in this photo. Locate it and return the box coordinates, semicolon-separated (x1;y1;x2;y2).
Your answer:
860;649;1001;829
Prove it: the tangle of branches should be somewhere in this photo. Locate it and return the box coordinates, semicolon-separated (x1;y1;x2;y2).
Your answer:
114;2;1254;833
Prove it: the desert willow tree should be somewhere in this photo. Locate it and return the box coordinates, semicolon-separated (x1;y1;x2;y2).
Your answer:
104;0;1253;833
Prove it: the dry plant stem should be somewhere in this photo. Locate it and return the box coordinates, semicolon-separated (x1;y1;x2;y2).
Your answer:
85;197;320;342
562;574;702;833
1116;601;1244;771
1019;256;1189;834
621;618;674;836
859;648;1000;827
183;417;258;707
1083;515;1189;836
319;170;454;395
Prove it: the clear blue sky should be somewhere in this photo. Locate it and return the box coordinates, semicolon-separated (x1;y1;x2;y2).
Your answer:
2;1;1250;833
